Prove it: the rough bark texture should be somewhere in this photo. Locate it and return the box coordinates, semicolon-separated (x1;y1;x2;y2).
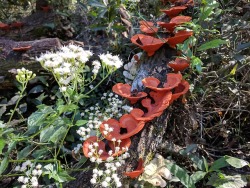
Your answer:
0;38;62;89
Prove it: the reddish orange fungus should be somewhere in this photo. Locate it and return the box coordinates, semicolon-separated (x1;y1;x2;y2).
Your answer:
139;21;158;35
13;46;32;52
168;57;190;72
124;158;144;178
112;83;147;104
160;6;187;18
170;16;192;24
131;34;166;56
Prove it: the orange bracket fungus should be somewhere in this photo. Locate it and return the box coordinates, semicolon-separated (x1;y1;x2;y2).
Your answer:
100;114;145;141
167;30;193;48
157;21;178;33
124;158;144;178
160;6;187;18
41;6;52;12
139;20;158;35
13;45;32;52
168;57;190;72
83;136;131;160
112;83;147;104
142;73;182;92
170;79;190;103
131;34;166;56
170;15;192;24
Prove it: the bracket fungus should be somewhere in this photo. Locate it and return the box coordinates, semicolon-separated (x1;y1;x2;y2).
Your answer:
83;136;131;160
170;79;190;103
100;114;145;141
0;23;10;31
142;73;182;92
167;30;193;48
160;6;187;18
131;34;166;56
10;21;24;29
112;83;147;104
124;158;144;178
157;21;178;33
139;21;158;35
12;45;32;52
170;15;192;24
168;57;190;72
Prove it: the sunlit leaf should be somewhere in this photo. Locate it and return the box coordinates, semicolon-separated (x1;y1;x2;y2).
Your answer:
198;39;228;51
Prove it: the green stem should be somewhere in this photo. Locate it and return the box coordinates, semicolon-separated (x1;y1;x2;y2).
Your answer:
7;82;27;125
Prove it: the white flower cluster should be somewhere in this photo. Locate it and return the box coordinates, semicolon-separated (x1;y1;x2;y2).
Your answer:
73;143;83;154
36;44;93;91
15;161;43;188
99;53;123;69
90;151;130;187
77;92;133;141
123;52;142;84
92;60;101;75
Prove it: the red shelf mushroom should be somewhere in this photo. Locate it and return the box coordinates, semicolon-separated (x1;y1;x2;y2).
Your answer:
170;79;190;103
139;21;158;35
112;83;147;104
167;30;193;48
168;57;190;72
160;6;187;18
13;45;32;52
124;158;144;178
131;34;166;56
170;15;192;24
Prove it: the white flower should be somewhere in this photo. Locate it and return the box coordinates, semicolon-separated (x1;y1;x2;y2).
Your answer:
99;53;123;69
36;164;42;169
96;158;102;164
37;170;43;176
32;169;38;176
90;178;96;184
18;176;24;183
93;169;98;174
105;177;111;182
101;181;109;187
21;185;27;188
60;86;67;92
23;177;29;184
14;165;21;171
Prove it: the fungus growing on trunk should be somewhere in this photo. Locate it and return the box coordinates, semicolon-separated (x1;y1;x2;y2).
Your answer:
112;83;147;104
83;136;131;160
168;57;190;72
170;79;190;103
142;73;182;92
100;114;145;141
160;6;187;18
124;158;144;178
12;45;32;52
10;22;24;29
0;23;10;31
170;15;192;24
131;34;166;56
167;30;193;48
157;22;178;33
139;21;158;35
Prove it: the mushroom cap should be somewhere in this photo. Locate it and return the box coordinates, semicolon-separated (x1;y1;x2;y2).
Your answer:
100;114;145;140
170;79;190;103
10;22;24;28
142;73;182;92
167;30;193;47
0;23;10;30
170;16;192;24
131;34;166;56
157;22;178;33
13;45;32;52
112;83;147;104
124;158;144;178
139;20;158;35
83;136;131;160
160;6;187;18
168;57;190;72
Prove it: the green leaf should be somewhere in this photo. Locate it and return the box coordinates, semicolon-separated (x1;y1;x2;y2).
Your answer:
165;161;195;188
191;171;207;183
225;156;249;168
17;145;33;159
56;170;75;182
197;39;228;51
40;126;55;143
207;173;247;188
50;126;68;143
0;157;9;175
88;0;106;8
57;104;78;114
75;120;88;126
191;56;203;73
209;157;229;172
32;148;49;159
0;138;5;154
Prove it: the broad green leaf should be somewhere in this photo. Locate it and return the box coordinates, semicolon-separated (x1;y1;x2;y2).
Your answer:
88;0;106;8
56;170;75;182
207;173;247;188
191;56;203;73
209;157;229;172
0;157;9;175
32;148;49;159
50;126;68;143
17;145;33;159
75;120;88;126
165;161;195;188
0;138;5;154
236;42;250;52
198;39;228;51
191;171;207;183
28;85;44;94
57;104;78;114
40;126;55;142
225;156;249;168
